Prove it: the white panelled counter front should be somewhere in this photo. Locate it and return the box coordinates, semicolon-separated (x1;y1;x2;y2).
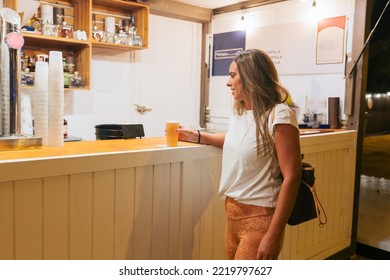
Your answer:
0;131;357;260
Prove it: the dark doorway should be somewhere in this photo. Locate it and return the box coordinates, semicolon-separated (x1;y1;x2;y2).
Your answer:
358;0;390;259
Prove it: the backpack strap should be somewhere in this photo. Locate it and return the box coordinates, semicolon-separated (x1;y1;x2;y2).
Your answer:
301;180;328;227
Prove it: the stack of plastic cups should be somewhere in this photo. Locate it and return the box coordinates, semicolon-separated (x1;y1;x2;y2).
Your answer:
34;61;49;146
21;93;33;135
48;51;64;147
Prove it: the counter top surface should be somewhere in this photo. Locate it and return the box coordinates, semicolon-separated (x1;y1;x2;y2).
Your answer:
0;137;199;162
0;129;354;162
299;128;336;135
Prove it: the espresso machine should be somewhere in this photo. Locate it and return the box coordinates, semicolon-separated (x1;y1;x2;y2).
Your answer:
0;7;41;149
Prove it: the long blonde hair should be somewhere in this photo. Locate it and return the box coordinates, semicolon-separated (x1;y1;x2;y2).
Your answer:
232;49;290;157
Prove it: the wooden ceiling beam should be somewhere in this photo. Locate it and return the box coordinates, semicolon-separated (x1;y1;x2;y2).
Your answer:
213;0;287;15
142;0;212;23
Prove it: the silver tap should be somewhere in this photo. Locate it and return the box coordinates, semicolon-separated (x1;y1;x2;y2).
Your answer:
0;8;24;137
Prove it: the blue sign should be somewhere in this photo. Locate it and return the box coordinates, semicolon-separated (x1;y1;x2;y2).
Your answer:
212;31;246;76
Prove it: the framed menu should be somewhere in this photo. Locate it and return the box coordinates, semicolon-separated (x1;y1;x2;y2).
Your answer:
316;16;346;64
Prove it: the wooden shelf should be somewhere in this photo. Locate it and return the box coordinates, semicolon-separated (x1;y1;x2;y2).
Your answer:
91;0;149;50
21;32;90;49
7;0;149;91
91;41;144;51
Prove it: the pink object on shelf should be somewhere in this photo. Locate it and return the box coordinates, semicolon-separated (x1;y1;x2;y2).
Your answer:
5;32;24;49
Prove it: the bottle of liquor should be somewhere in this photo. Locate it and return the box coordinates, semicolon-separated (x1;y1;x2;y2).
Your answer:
63;118;68;138
27;56;35;72
129;13;137;38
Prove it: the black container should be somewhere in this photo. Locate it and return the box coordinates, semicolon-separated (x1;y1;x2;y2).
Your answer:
328;97;340;129
95;124;144;140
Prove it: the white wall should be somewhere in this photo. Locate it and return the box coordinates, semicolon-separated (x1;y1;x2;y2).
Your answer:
131;15;202;137
64;50;135;140
22;14;202;141
207;0;355;131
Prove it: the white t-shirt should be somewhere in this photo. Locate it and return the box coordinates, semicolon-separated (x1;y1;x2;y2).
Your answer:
218;103;299;207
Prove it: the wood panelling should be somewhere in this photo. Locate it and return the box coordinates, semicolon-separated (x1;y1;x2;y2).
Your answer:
93;170;116;259
14;179;43;259
133;165;154;259
0;133;356;259
279;132;357;259
114;168;135;260
0;182;14;259
69;173;93;259
43;176;69;259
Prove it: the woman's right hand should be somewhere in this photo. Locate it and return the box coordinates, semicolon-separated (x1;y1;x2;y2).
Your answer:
177;126;199;143
177;126;226;148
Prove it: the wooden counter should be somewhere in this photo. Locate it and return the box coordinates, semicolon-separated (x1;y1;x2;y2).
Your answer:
0;137;197;161
0;131;357;260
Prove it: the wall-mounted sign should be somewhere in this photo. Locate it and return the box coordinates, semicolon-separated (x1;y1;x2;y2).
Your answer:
212;31;246;76
246;21;345;75
316;16;346;64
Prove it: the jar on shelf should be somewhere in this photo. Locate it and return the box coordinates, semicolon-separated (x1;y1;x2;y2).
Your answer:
21;68;35;86
42;20;59;36
60;21;73;38
103;30;115;44
115;29;128;45
131;36;143;47
70;71;84;88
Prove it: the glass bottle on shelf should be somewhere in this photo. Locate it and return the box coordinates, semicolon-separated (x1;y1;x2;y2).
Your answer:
66;56;75;75
54;7;65;26
27;56;35;72
21;50;27;70
130;13;137;35
21;68;28;86
127;13;142;46
64;72;71;88
122;19;130;34
129;13;137;38
92;14;103;42
63;118;68;138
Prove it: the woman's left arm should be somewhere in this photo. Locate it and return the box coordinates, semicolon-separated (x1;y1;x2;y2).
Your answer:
257;124;302;259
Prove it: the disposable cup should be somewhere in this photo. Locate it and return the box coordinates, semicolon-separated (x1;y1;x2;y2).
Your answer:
165;121;179;147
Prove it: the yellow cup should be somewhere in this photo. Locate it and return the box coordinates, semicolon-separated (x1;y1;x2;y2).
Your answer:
166;121;179;147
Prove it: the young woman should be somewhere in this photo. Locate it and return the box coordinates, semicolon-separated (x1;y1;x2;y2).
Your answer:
178;49;301;260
